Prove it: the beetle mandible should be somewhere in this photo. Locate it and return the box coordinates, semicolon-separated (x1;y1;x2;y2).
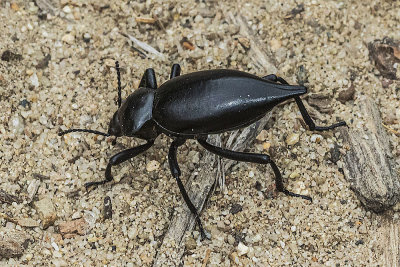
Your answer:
59;62;346;239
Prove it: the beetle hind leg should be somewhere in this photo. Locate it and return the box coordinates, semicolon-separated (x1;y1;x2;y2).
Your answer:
168;138;210;240
263;74;289;85
294;96;346;131
263;74;347;131
197;139;312;202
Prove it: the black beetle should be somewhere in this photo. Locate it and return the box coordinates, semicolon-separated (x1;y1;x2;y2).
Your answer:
59;62;346;239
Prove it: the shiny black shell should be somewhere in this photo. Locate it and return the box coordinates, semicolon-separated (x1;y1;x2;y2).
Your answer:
152;69;306;137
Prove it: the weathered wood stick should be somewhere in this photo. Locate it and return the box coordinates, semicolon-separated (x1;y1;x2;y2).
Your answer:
340;95;400;212
153;12;277;267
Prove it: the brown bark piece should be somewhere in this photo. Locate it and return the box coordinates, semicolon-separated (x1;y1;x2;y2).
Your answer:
340;96;400;212
59;218;87;236
0;190;20;204
153;10;277;267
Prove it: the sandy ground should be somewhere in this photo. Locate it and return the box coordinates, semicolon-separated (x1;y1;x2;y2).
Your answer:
1;0;399;266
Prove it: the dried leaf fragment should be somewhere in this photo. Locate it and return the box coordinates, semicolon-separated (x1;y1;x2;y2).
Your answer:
284;4;305;19
238;37;251;49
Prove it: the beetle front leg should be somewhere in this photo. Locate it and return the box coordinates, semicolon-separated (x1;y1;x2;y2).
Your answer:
85;140;154;190
197;139;312;202
168;138;210;240
294;96;346;131
139;68;157;89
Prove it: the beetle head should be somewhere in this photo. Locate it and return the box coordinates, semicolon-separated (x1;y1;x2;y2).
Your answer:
108;112;122;137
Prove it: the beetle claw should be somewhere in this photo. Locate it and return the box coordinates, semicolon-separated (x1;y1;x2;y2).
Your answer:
199;228;211;241
282;189;312;202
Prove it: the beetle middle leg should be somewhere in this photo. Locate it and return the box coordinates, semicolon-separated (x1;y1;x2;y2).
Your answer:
263;74;347;131
197;138;312;202
170;64;181;79
168;138;210;240
85;140;154;190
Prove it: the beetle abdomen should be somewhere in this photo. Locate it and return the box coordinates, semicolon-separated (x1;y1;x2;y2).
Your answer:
153;69;306;136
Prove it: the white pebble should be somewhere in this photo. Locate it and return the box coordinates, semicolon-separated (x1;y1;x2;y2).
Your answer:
71;211;81;219
248;171;254;178
51;241;59;251
63;5;72;13
286;133;300;146
237;242;249;256
25;253;33;261
30;73;39;87
146;160;160;172
9;115;25;134
62;34;75;44
39;115;48;125
52;251;62;258
310;134;323;143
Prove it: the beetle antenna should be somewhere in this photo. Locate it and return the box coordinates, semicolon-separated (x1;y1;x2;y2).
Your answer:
58;129;110;137
116;61;122;108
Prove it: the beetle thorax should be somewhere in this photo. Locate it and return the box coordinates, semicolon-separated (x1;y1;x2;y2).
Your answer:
108;88;157;139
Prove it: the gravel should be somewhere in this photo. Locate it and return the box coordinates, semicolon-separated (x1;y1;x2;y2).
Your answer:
1;0;399;265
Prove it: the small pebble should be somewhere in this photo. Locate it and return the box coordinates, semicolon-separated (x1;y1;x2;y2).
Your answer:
270;39;282;51
62;34;75;44
237;242;249;256
59;218;87;235
83;33;91;42
146;160;160;172
17;218;39;228
289;172;300;179
227;235;235;245
34;198;57;229
286;133;300;146
9;115;25;134
29;73;39;87
310;134;323;143
62;5;72;13
230;252;240;264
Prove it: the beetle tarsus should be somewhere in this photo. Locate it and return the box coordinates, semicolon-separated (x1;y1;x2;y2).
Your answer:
282;189;312;202
294;96;347;131
84;141;154;191
169;139;208;239
264;74;347;131
314;121;347;131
